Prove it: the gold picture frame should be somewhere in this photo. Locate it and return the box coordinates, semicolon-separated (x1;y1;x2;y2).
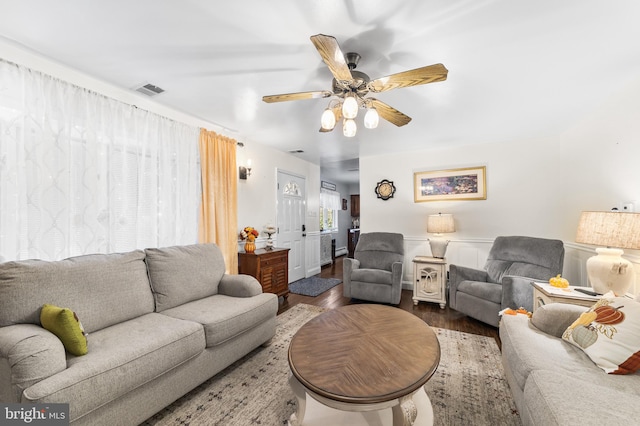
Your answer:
414;166;486;202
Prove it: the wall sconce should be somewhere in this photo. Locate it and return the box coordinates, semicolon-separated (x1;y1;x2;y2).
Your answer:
239;159;252;180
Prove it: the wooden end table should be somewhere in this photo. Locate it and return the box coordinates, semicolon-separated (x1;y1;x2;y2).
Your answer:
288;304;440;426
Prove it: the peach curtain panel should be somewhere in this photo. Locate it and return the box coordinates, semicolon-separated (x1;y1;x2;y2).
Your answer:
198;129;239;273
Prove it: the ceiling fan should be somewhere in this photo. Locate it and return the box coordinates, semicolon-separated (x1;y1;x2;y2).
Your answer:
262;34;448;136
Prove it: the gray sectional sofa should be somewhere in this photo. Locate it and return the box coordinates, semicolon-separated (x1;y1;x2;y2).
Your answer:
0;243;278;425
500;303;640;425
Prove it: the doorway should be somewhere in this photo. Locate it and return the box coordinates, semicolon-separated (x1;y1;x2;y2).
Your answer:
276;170;306;282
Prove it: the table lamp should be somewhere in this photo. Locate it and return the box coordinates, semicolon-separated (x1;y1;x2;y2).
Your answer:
575;211;640;295
427;213;455;258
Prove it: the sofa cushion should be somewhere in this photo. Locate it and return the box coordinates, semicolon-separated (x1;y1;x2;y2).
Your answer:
524;369;640;426
40;304;88;356
22;313;204;419
530;303;587;338
159;293;277;347
499;314;603;391
145;244;226;312
0;250;154;333
562;296;640;374
457;280;502;304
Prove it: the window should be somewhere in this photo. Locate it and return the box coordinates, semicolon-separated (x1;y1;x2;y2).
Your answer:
319;188;340;231
0;59;200;261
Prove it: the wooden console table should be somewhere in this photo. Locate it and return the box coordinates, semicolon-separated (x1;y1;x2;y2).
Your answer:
238;247;290;299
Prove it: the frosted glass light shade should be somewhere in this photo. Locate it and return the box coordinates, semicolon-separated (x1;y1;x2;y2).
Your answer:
320;108;336;130
342;94;358;119
364;107;379;129
343;118;357;137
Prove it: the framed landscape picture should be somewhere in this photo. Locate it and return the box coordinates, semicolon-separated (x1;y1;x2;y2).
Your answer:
414;166;486;202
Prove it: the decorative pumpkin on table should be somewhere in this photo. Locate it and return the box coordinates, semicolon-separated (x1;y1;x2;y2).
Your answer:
240;226;259;253
549;274;569;288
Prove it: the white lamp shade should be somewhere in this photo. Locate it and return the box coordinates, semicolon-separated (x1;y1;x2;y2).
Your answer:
576;211;640;249
342;94;358;119
343;118;357;137
320;108;336;130
364;107;379;129
427;213;455;234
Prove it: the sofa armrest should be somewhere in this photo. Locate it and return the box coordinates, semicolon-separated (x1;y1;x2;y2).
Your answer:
218;274;263;297
342;258;360;298
530;303;588;338
501;275;536;311
0;324;67;402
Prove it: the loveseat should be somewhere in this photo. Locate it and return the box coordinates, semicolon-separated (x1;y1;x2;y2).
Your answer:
0;243;278;425
500;301;640;425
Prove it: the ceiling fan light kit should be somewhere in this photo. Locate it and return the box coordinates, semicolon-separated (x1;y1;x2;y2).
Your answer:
364;107;379;129
343;118;357;137
321;107;337;130
342;94;359;119
262;34;448;137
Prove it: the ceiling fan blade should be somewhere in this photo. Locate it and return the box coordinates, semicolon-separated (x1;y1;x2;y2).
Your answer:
318;105;343;132
368;63;448;93
370;99;412;127
262;90;332;103
310;34;353;82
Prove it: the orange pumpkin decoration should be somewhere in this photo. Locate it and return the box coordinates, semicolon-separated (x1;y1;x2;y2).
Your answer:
594;305;625;325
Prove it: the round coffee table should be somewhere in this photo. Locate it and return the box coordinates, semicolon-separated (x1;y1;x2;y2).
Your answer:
288;304;440;426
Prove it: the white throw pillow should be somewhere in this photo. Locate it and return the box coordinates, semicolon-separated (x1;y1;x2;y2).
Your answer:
562;295;640;374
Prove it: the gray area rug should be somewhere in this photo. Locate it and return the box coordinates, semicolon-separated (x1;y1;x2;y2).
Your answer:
141;304;520;426
288;276;341;296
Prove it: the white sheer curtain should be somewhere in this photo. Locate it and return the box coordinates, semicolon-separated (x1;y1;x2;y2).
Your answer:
320;188;341;211
0;59;200;261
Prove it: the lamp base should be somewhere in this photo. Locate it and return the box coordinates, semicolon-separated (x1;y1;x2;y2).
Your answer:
586;248;635;296
429;237;449;259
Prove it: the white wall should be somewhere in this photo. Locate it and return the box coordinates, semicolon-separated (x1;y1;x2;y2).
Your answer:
236;141;321;278
360;75;640;297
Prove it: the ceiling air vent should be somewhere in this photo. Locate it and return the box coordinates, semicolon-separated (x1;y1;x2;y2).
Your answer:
134;83;165;97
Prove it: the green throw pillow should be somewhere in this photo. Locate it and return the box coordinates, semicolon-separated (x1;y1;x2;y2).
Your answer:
40;304;88;356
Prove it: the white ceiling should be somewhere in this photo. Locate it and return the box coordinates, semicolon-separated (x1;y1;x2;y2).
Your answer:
2;0;640;183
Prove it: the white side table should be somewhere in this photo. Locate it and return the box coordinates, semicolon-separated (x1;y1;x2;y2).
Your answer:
531;282;600;313
412;256;447;309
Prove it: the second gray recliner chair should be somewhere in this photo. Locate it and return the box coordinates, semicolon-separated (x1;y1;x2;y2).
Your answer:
343;232;404;304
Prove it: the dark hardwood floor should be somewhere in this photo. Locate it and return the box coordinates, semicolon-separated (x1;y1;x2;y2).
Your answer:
278;255;500;347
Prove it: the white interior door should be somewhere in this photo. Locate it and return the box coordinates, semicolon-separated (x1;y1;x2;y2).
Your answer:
277;171;306;283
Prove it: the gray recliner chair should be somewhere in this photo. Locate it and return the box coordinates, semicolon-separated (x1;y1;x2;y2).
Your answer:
343;232;404;304
449;236;564;327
